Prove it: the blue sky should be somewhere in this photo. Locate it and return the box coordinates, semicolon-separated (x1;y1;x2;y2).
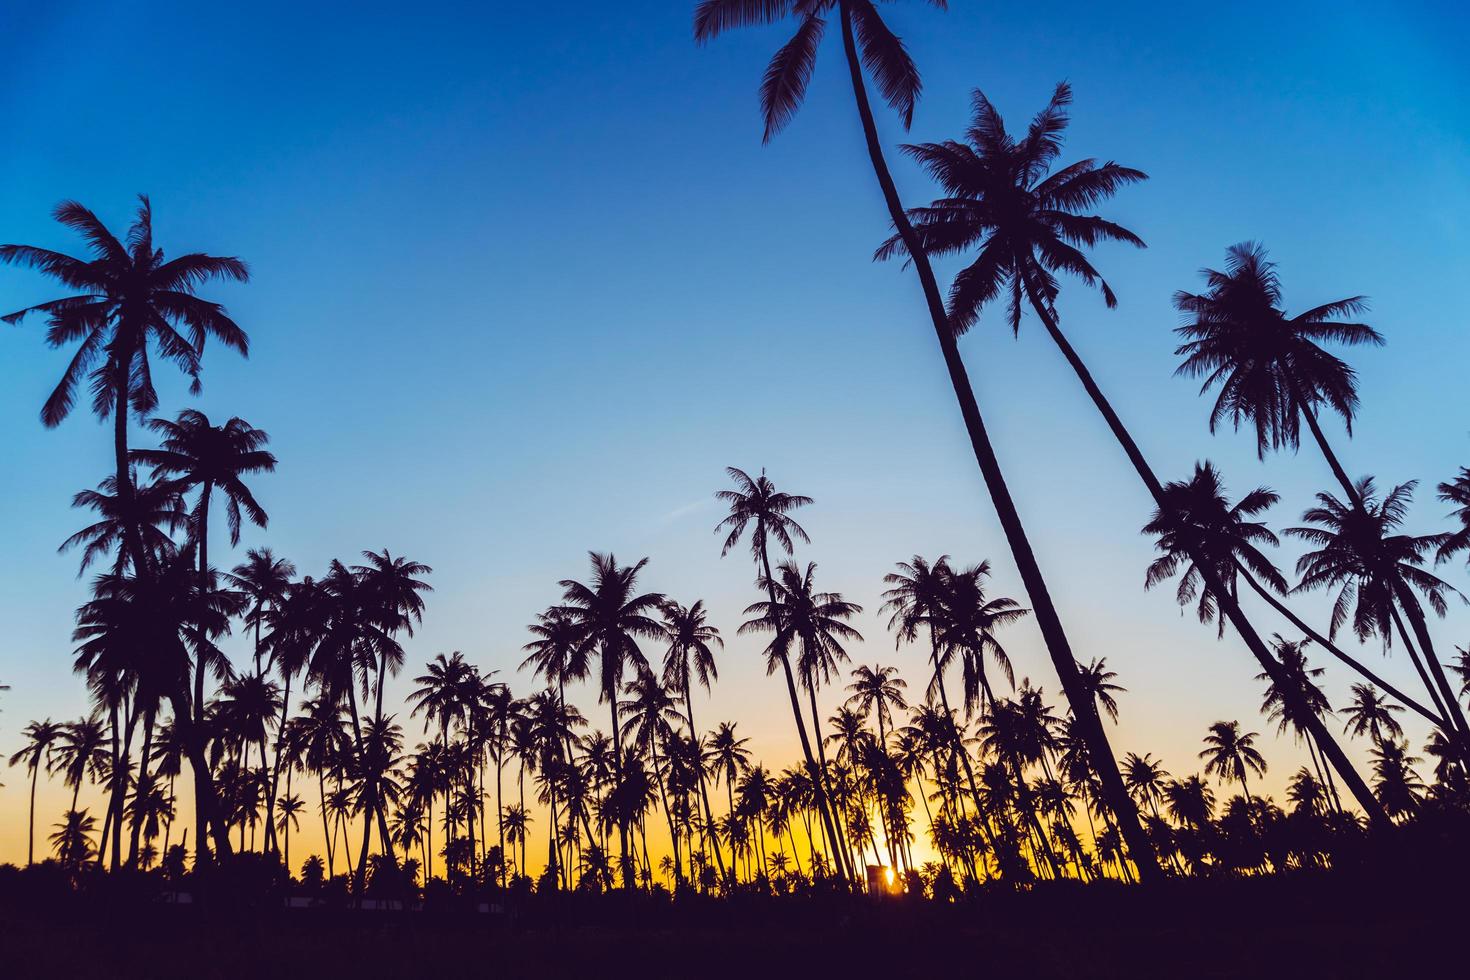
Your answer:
1;1;1467;857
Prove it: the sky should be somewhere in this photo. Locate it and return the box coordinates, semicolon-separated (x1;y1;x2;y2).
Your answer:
0;0;1467;869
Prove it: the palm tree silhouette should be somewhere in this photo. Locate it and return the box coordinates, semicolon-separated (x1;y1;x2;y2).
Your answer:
51;809;99;873
619;667;686;887
700;5;1164;881
660;599;730;886
558;552;665;886
1436;468;1470;566
715;467;849;880
1289;478;1468;740
887;81;1394;830
1255;639;1341;811
1341;682;1406;748
8;719;63;865
707;721;752;882
60;472;186;576
1199;721;1267;805
1075;660;1124;724
1173;242;1382;502
1144;462;1438;727
0;197;249;572
408;651;472;883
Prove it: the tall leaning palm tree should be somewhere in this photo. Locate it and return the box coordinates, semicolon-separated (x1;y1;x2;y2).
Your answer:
696;2;1162;877
1172;242;1383;504
715;467;849;881
8;720;63;866
1289;478;1468;741
884;83;1387;827
1144;462;1439;729
1;197;249;572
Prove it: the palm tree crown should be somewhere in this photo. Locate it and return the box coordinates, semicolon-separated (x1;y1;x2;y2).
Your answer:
875;81;1147;334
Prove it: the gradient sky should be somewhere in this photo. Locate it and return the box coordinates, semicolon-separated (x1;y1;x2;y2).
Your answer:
1;1;1467;867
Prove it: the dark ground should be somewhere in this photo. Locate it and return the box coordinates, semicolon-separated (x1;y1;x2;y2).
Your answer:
0;869;1457;979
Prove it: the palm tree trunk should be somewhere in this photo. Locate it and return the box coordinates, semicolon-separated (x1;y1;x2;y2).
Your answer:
318;770;333;878
1393;585;1470;738
27;760;40;867
495;746;506;888
607;688;632;887
264;674;293;857
112;378;150;576
683;681;730;886
1021;290;1389;828
127;711;156;867
1389;606;1457;730
833;3;1162;880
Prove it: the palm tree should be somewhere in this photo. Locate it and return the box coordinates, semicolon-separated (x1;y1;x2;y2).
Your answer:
1;197;249;572
1199;721;1267;804
53;715;110;816
1172;242;1382;503
1369;739;1426;819
1144;462;1437;727
132;409;275;746
846;664;907;749
51;809;99;872
1436;468;1470;566
60;472;186;575
1289;478;1467;739
619;667;686;887
1255;639;1339;810
1075;660;1124;724
707;720;752;881
698;5;1163;882
228;548;296;677
714;467;850;879
1341;683;1406;748
887;82;1392;830
408;651;472;882
352;549;433;879
558;552;665;886
660;599;729;885
8;719;63;865
1122;753;1171;821
276;792;306;875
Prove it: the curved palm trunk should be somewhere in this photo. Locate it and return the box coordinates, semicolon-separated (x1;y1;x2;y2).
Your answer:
1393;585;1470;739
757;540;849;883
833;4;1162;881
605;687;634;887
1022;293;1388;827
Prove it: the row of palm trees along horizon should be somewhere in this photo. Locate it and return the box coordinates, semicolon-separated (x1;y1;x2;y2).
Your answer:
3;0;1470;898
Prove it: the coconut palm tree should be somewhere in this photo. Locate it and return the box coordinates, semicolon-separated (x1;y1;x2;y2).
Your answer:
1341;683;1406;748
1075;659;1124;724
660;599;729;884
558;552;665;886
1255;639;1339;809
1144;462;1437;727
1436;468;1470;566
1121;753;1171;822
1289;477;1467;739
275;792;305;874
715;466;849;879
408;651;472;881
227;548;296;677
846;664;907;749
707;720;752;881
1;197;249;572
51;809;98;872
1369;739;1426;819
8;719;63;865
1172;242;1382;502
700;6;1164;881
1199;721;1267;804
53;715;110;817
60;472;186;576
132;409;275;728
887;81;1393;829
619;667;686;887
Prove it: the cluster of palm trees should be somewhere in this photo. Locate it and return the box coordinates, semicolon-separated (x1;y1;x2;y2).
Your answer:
2;0;1469;900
